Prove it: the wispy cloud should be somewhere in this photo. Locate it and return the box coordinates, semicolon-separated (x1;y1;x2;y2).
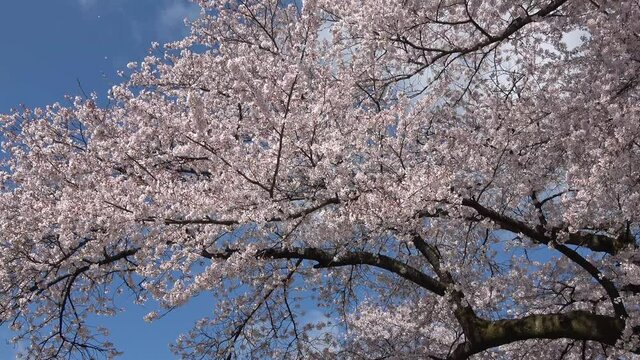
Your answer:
156;0;200;40
77;0;98;10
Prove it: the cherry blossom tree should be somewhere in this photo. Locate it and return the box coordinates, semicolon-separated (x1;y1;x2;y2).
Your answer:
1;0;639;358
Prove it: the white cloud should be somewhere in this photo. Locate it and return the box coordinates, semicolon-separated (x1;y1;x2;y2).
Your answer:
77;0;98;9
156;0;200;40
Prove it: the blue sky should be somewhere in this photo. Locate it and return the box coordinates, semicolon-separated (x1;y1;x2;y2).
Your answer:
0;1;213;358
0;0;199;113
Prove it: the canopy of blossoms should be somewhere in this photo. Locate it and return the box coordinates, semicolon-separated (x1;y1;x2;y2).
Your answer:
0;0;639;358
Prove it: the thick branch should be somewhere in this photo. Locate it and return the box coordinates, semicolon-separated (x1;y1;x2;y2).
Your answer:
461;198;628;318
460;198;632;255
564;231;634;254
449;311;628;360
461;198;552;244
553;244;628;318
411;234;480;341
201;246;446;295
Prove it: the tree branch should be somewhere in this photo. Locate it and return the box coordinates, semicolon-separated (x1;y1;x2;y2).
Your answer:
449;311;630;360
461;198;628;318
564;231;634;254
460;198;634;255
201;246;447;296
